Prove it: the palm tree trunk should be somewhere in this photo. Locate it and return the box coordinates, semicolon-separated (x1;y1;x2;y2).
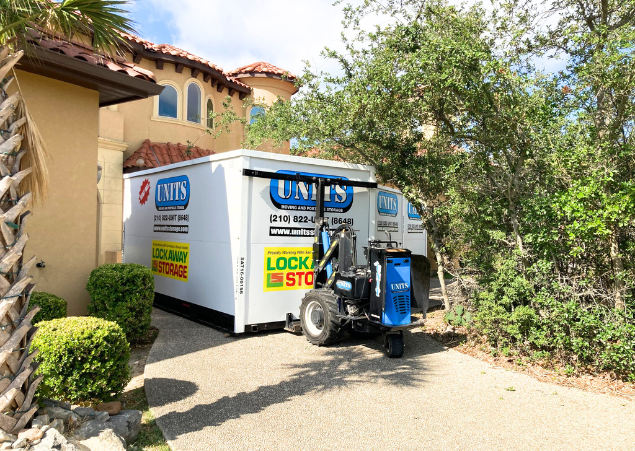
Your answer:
0;46;42;434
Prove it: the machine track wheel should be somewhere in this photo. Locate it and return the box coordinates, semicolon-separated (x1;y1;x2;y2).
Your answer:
384;332;404;358
300;290;344;346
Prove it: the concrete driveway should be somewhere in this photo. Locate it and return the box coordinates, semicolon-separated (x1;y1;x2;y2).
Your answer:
145;309;634;451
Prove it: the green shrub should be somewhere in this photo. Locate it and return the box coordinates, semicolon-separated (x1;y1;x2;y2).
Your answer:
29;292;67;323
32;317;130;403
472;255;635;380
444;304;473;327
86;263;154;342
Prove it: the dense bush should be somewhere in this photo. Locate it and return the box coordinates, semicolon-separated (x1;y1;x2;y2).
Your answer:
472;256;635;380
86;263;154;342
32;317;130;402
29;292;66;323
241;0;635;381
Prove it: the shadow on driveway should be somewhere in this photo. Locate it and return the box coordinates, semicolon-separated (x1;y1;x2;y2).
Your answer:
144;378;199;408
150;329;440;440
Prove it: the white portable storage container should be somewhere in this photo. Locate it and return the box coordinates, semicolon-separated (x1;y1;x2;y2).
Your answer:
372;186;403;245
123;149;428;333
371;186;428;257
402;201;428;257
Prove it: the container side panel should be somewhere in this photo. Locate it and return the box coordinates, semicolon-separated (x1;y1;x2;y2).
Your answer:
245;158;373;325
402;200;427;256
123;161;238;321
372;187;404;245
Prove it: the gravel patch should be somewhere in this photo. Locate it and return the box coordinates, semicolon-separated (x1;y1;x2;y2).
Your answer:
145;309;634;451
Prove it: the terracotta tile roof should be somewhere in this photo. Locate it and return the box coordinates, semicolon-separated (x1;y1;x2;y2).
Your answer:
124;140;215;170
122;33;224;71
228;61;297;81
26;30;156;82
120;33;250;90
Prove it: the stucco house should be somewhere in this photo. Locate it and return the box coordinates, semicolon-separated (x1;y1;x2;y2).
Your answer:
9;31;162;315
96;35;299;268
5;27;298;316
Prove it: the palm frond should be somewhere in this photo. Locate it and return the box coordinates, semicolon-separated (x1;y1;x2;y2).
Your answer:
0;0;136;56
15;95;48;205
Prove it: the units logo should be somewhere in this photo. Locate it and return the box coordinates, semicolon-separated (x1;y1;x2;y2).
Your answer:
374;261;382;296
407;203;421;220
336;280;352;291
156;175;190;211
263;247;314;292
269;170;354;213
377;191;398;216
139;179;151;206
390;282;410;292
151;240;189;282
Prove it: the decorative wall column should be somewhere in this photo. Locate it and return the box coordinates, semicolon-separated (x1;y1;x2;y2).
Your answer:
97;137;128;265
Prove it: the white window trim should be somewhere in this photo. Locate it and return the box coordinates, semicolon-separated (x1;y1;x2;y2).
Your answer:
184;78;205;125
205;95;216;129
249;105;266;124
153;81;182;120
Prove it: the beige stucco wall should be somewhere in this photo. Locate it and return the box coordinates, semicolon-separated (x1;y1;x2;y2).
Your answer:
241;77;296;154
104;58;298;160
99;106;124;142
9;70;99;316
115;58;249;161
96;58;298;268
244;77;296;107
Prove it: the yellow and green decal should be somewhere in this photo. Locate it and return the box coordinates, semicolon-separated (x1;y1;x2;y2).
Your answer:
263;247;314;292
152;240;189;282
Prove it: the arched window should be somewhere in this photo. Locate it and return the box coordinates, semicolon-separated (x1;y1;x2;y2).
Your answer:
186;83;202;123
206;98;214;128
158;85;178;118
250;106;265;124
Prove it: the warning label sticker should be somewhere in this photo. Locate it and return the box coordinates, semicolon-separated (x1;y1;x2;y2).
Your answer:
263;247;314;292
152;240;189;282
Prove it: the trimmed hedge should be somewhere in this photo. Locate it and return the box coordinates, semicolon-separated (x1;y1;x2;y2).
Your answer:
32;317;130;403
29;291;66;324
86;263;154;342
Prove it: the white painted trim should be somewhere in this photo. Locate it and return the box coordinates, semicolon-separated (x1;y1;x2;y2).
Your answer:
98;137;130;152
248;105;266;124
150;115;206;131
205;94;215;129
154;81;182;120
184;78;205;125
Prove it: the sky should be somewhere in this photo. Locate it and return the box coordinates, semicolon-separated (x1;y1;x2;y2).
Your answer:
127;0;358;76
127;0;565;78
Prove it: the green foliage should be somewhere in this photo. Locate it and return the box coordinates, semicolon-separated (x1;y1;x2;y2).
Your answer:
473;256;635;379
444;304;473;327
245;0;635;379
29;291;66;324
186;96;248;152
0;0;137;55
86;263;154;342
32;316;130;403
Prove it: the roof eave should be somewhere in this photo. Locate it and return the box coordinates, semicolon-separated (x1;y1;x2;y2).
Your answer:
231;72;299;94
17;44;164;107
127;42;251;98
